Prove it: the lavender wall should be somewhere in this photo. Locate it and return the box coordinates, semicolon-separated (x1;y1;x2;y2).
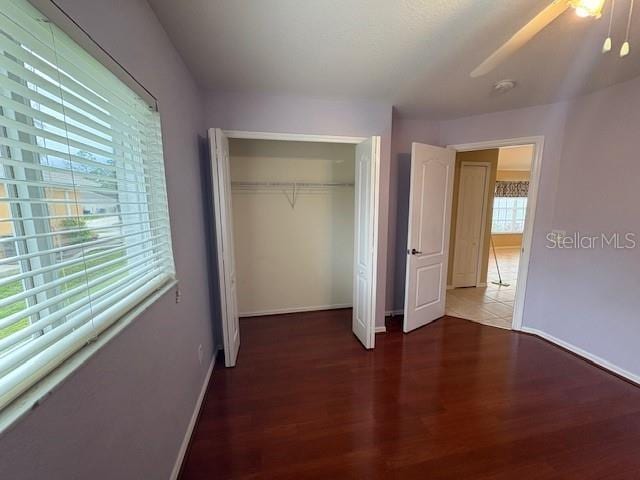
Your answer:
525;77;640;379
205;92;393;328
394;76;640;380
0;1;215;478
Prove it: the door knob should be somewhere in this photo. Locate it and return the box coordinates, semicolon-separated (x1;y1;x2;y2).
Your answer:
410;248;422;255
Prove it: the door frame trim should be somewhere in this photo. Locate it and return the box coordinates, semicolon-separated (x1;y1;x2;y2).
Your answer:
210;129;381;350
452;161;492;289
447;136;545;331
222;130;367;144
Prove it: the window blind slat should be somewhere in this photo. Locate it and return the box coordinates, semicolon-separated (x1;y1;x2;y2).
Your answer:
0;235;169;289
0;219;167;245
0;114;147;167
0;250;172;332
0;226;168;266
0;50;150;136
0;209;170;225
0;176;168;200
0;268;168;375
0;95;150;160
0;257;169;350
0;154;165;190
0;196;154;206
0;66;148;141
0;243;163;311
0;136;169;182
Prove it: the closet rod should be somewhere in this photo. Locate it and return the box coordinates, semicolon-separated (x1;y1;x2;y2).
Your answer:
231;181;353;209
231;181;354;188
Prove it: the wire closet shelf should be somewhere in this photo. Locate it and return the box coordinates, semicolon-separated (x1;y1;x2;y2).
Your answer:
231;181;354;209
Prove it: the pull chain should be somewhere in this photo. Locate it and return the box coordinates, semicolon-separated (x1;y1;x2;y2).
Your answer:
620;0;635;57
603;0;616;52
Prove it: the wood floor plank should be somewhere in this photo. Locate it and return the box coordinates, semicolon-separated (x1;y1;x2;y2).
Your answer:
179;310;640;479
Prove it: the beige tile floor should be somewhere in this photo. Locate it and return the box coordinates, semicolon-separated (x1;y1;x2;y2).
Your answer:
446;247;521;330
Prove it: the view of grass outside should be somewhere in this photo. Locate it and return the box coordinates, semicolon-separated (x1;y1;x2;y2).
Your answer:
0;279;28;340
0;208;132;342
59;249;128;306
0;249;128;341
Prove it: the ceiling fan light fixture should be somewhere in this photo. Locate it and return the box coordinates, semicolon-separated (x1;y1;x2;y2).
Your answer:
569;0;607;18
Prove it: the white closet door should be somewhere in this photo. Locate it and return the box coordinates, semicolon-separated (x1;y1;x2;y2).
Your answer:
352;136;380;349
452;163;490;287
403;143;455;333
209;128;240;367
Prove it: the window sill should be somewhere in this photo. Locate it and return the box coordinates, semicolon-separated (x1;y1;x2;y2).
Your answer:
0;279;178;436
491;232;524;235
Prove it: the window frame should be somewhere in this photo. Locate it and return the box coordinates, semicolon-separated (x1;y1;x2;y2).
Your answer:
491;196;528;235
0;0;176;428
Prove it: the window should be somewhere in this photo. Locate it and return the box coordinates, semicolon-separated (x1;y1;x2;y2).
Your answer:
492;197;527;234
0;0;174;409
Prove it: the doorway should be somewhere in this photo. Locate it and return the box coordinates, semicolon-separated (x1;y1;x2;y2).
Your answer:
209;129;382;366
444;140;541;330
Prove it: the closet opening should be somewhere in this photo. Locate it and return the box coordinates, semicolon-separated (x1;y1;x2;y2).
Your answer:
209;130;381;366
230;139;356;317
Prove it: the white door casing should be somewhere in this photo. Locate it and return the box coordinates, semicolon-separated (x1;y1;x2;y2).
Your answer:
403;143;456;333
352;136;380;349
452;162;491;288
209;128;240;367
446;136;545;331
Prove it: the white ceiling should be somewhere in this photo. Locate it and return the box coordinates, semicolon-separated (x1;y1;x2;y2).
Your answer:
498;146;534;171
148;0;640;119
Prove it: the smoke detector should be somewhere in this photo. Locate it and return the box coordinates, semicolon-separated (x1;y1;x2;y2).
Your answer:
493;79;517;95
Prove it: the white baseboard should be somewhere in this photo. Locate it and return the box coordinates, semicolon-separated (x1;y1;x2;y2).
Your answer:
375;326;387;334
384;309;403;317
170;354;216;480
240;304;352;317
521;327;640;386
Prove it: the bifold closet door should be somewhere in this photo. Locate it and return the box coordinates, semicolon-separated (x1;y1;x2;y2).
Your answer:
403;143;455;333
352;136;380;350
209;128;240;367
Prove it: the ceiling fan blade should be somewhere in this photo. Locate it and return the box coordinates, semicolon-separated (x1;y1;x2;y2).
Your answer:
470;0;570;78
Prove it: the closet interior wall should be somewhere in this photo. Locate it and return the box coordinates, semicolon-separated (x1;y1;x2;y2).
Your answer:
229;139;356;316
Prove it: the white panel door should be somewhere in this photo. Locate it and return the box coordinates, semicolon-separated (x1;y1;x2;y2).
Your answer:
403;143;455;333
209;128;240;367
352;136;380;349
452;163;490;287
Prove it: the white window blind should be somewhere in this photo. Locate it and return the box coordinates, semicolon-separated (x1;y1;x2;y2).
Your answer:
0;0;175;409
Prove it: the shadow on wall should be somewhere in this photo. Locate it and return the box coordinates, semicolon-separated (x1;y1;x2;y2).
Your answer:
198;135;223;352
329;158;355;308
393;153;412;310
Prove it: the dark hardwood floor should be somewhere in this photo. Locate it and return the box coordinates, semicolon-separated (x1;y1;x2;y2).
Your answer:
180;310;640;479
